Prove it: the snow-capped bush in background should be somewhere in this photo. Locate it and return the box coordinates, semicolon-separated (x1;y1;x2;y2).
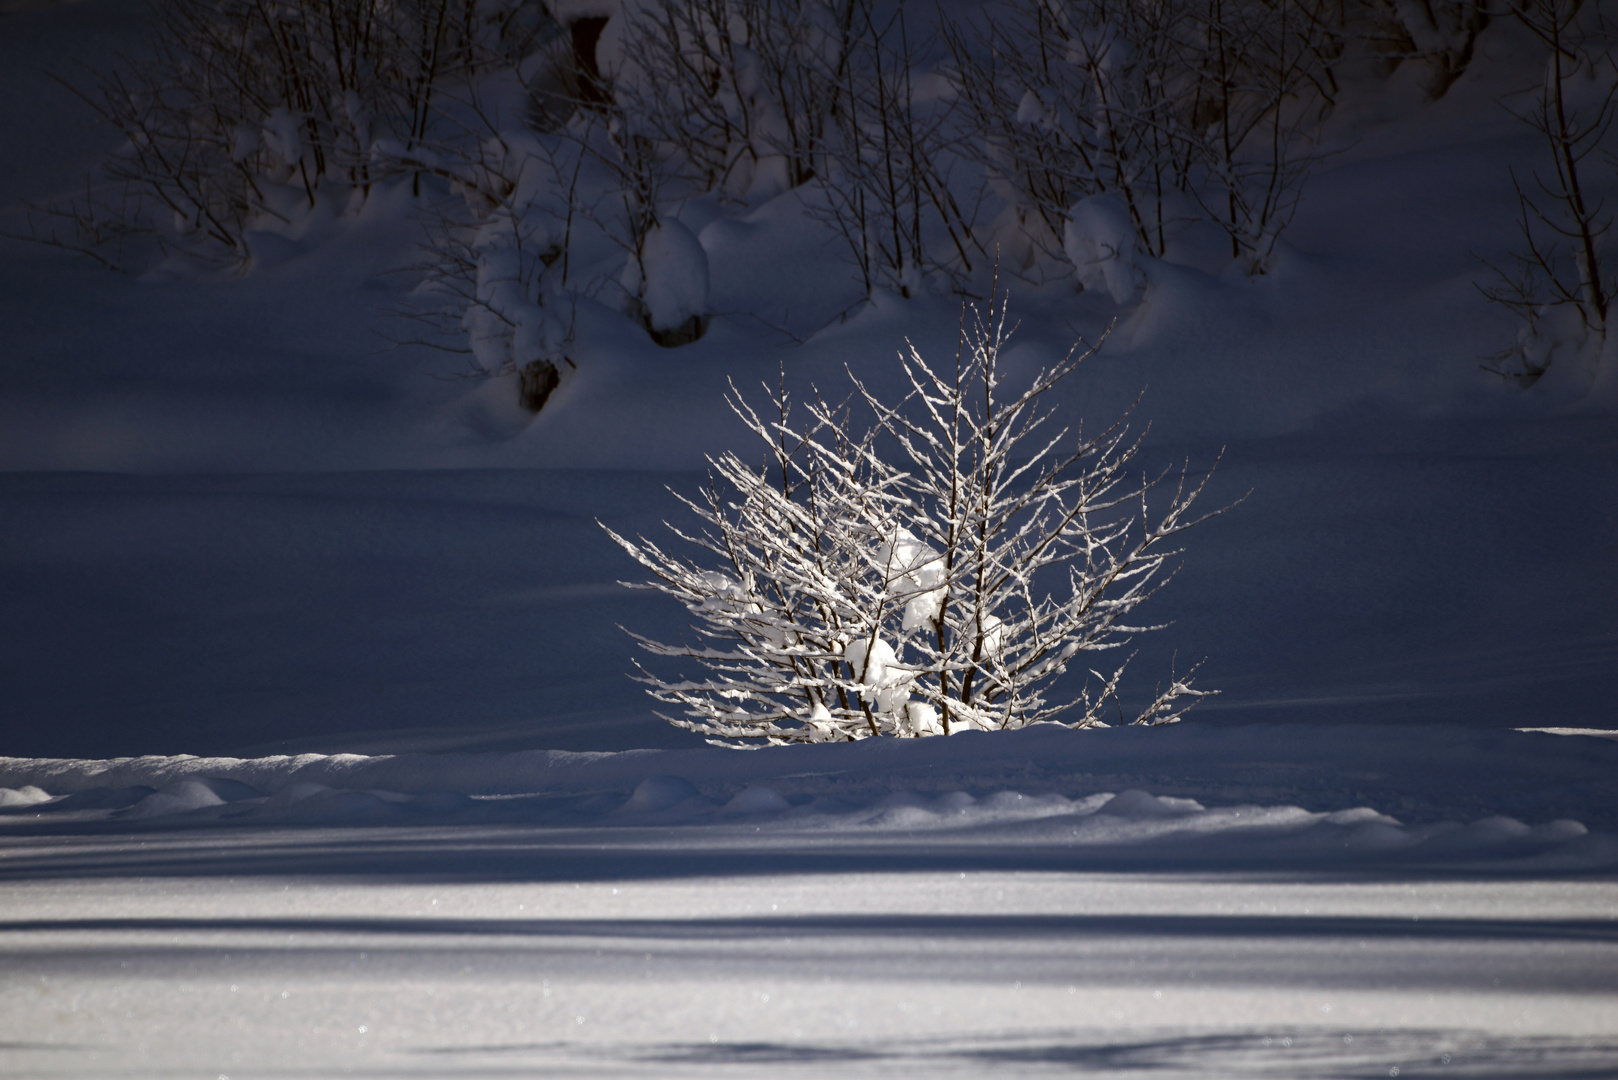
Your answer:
604;296;1229;745
607;0;983;297
603;0;858;197
396;120;582;407
36;0;1610;404
400;39;714;375
463;209;573;404
14;0;1364;369
946;0;1337;277
23;0;557;266
1477;0;1615;389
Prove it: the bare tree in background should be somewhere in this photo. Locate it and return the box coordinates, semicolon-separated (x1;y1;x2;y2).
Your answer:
1478;0;1614;384
610;0;982;296
1188;0;1339;267
16;0;552;266
945;0;1200;263
1360;0;1492;99
947;0;1337;277
608;0;861;196
811;1;985;296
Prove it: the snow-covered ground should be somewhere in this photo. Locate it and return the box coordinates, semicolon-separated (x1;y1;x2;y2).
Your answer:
1;0;1615;1074
5;864;1614;1078
3;724;1618;1077
4;726;1616;1077
4;856;1616;1078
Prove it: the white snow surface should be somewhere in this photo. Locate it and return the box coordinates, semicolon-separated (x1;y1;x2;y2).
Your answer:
2;726;1617;1078
0;2;1615;1076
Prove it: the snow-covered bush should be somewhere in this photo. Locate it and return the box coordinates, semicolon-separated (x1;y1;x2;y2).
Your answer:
403;69;714;374
28;0;555;266
603;0;859;197
17;0;596;400
947;0;1337;277
1477;0;1615;388
445;198;574;403
607;0;982;297
621;217;711;344
604;297;1228;745
1064;193;1147;303
390;109;583;398
809;3;985;296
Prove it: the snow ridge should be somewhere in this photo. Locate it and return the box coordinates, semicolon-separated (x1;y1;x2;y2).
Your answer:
2;725;1613;870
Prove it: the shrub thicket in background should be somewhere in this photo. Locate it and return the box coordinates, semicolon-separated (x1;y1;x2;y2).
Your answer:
34;0;554;264
947;0;1338;276
22;0;1612;395
1477;0;1614;386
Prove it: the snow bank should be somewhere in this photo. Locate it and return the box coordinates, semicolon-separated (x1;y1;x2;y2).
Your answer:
3;724;1612;869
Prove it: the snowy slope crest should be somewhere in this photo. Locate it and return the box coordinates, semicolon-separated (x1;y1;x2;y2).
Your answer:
3;725;1613;871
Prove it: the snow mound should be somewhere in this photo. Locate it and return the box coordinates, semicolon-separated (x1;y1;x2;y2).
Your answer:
1095;789;1205;818
622;219;709;333
619;774;703;814
123;778;231;819
724;785;791;814
1064;193;1146;303
0;785;51;808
